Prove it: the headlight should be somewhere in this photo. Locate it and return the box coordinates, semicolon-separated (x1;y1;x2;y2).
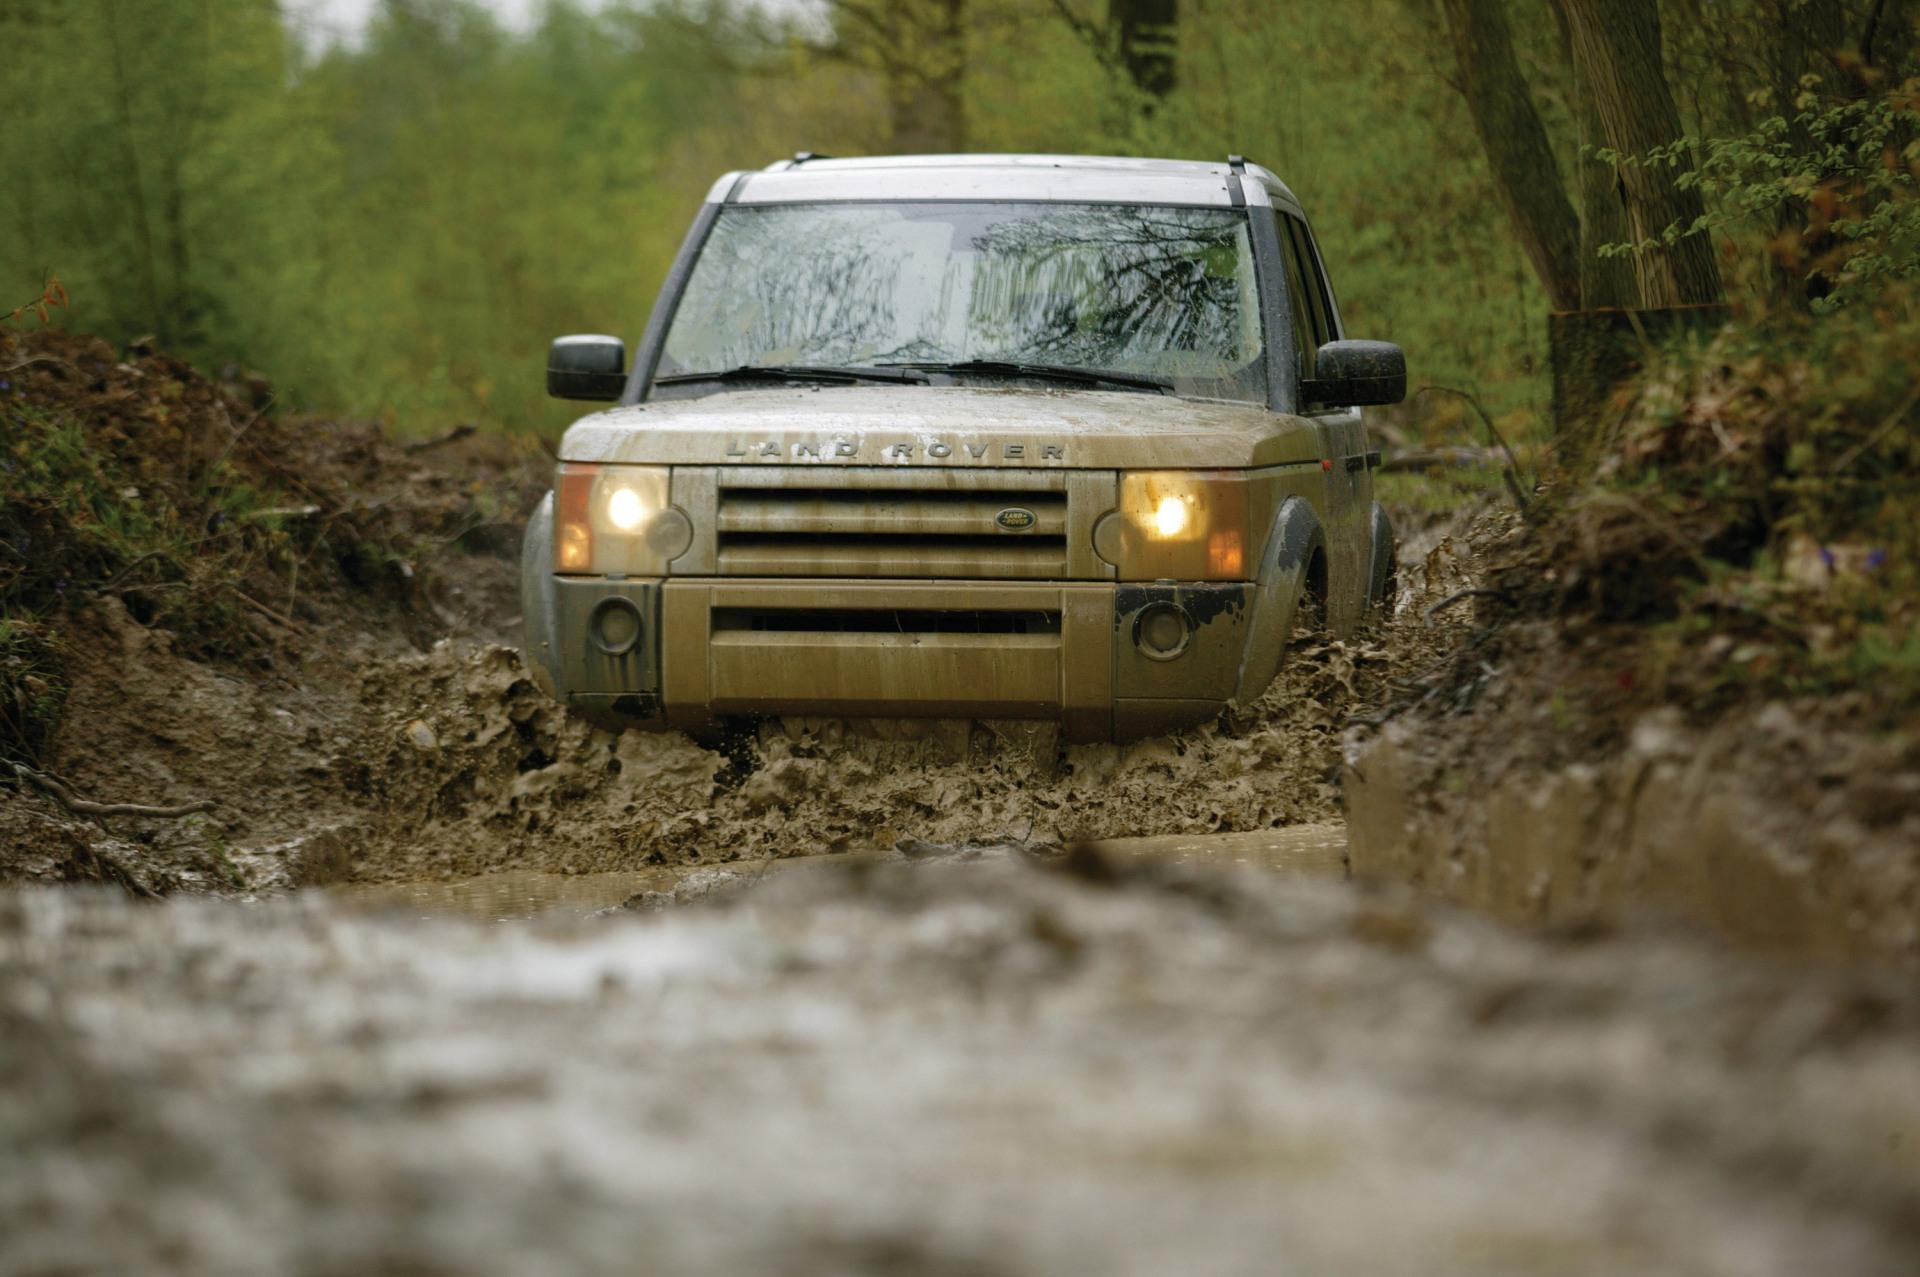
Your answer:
1095;471;1252;581
552;463;692;574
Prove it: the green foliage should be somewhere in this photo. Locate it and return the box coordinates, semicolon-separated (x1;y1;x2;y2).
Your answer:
1375;466;1515;514
0;0;1554;439
0;401;300;659
1539;280;1920;714
0;615;66;767
1593;77;1920;308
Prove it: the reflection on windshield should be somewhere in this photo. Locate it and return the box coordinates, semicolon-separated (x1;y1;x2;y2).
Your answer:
659;202;1266;403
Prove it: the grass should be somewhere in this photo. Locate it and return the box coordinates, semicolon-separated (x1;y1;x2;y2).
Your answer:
1375;466;1514;515
0;395;318;760
1;401;304;661
0;615;65;766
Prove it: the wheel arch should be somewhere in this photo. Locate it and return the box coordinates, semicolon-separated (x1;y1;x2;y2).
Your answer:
1233;495;1327;704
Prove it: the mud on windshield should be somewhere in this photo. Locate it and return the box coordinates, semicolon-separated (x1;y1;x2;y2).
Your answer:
656;202;1267;404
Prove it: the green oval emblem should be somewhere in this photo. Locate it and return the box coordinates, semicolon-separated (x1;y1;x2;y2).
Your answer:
995;507;1036;532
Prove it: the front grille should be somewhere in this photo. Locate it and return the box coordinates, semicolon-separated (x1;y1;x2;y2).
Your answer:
715;483;1070;579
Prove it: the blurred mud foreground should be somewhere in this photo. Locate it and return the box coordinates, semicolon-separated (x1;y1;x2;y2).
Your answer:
3;330;1918;1271
6;855;1920;1277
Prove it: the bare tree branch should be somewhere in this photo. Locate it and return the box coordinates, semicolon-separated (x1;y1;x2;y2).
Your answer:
12;763;215;821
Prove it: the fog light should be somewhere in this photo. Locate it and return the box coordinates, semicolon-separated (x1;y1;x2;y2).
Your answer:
1134;601;1192;661
589;597;643;656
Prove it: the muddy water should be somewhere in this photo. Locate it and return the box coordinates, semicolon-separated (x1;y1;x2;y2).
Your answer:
1077;822;1347;875
8;861;1920;1277
331;823;1350;920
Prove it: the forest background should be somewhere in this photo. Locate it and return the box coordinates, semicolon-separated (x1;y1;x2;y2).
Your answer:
5;0;1909;441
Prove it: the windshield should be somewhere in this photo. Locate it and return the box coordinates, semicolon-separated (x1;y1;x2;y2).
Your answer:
657;202;1267;404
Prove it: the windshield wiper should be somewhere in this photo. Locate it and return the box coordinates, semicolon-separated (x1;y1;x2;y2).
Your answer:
654;364;931;387
879;359;1172;394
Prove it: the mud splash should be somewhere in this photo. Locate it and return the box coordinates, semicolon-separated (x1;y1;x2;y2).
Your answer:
332;638;1376;883
2;594;1381;893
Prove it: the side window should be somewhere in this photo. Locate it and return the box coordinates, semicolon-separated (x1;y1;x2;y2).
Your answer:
1275;216;1316;380
1284;216;1339;351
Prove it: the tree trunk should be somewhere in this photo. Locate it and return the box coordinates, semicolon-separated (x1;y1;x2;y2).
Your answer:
1436;0;1582;312
1558;0;1723;307
877;0;966;153
101;0;165;339
887;72;965;153
1112;0;1176;98
1549;0;1632;310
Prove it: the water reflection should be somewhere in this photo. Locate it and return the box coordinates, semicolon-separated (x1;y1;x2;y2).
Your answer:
659;201;1267;402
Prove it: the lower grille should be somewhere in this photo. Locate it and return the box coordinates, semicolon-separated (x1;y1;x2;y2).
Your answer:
713;608;1061;635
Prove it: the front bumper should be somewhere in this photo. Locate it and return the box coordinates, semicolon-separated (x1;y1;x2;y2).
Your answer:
527;572;1256;743
519;488;1334;743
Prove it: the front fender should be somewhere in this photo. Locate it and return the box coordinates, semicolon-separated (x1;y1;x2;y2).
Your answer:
1234;495;1325;704
519;492;560;699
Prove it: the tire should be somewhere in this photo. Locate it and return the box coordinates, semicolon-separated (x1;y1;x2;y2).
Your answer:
1366;502;1397;621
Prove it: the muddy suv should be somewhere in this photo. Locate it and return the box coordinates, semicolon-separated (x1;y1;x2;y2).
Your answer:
521;154;1403;742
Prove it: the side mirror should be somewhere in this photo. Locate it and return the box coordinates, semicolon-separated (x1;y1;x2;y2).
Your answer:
1304;339;1405;408
547;335;626;401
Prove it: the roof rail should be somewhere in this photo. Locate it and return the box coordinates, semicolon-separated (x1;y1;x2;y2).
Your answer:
765;150;831;173
1224;155;1248;207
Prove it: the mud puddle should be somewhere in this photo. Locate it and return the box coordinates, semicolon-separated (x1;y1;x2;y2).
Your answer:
7;858;1919;1277
331;822;1351;920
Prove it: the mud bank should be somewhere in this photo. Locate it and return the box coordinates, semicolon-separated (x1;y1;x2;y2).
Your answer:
1343;515;1920;968
6;855;1919;1277
1347;698;1920;966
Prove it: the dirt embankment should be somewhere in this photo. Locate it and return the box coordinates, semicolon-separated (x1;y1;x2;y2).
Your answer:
1344;510;1920;967
0;330;1389;893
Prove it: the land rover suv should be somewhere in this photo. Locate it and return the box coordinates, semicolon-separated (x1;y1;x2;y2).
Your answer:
521;154;1402;742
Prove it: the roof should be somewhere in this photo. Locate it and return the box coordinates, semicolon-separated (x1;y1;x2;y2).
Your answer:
701;153;1303;214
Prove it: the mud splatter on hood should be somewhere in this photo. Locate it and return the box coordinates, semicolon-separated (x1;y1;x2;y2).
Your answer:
560;385;1326;469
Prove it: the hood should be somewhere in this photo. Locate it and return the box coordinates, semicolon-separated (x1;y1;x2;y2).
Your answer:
558;386;1323;470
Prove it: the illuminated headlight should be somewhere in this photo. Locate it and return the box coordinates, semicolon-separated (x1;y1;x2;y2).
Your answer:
606;485;646;531
1095;471;1252;581
552;463;692;574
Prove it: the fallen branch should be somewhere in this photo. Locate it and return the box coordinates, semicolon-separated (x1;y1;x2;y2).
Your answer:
211;398;278;472
0;353;77;376
1423;587;1504;628
439;517;519;546
1412;385;1533;512
11;762;214;820
221;582;306;633
1380;446;1504;473
239;505;324;522
404;422;476;454
95;548;182;594
1829;384;1920;475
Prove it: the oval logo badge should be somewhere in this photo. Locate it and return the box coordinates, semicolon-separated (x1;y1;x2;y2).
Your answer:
995;507;1036;532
